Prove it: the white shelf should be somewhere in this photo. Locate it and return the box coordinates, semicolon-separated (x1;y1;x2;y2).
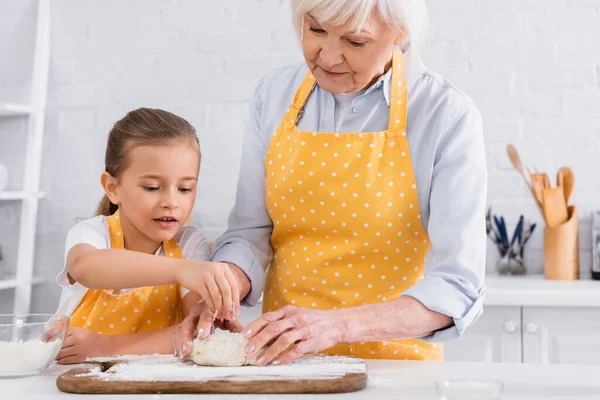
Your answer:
0;103;34;117
485;273;600;307
0;191;45;201
2;0;50;314
0;276;45;291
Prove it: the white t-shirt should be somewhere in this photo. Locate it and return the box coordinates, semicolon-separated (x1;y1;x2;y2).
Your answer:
55;215;210;317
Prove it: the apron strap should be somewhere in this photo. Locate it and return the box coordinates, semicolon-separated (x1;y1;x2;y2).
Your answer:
291;51;408;131
107;210;125;249
107;209;183;258
387;50;408;133
292;72;317;112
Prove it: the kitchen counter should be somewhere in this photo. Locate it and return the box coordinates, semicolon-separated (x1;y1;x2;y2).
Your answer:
3;360;600;399
484;274;600;307
252;274;600;308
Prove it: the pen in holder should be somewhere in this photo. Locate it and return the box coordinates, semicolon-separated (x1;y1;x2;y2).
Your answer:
544;206;579;280
486;208;536;275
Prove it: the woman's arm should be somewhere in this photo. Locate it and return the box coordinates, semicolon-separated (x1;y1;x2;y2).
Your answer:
338;297;452;343
241;299;451;366
211;77;273;306
400;101;487;341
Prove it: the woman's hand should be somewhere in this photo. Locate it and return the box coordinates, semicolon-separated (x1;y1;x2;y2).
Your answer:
171;301;244;361
243;305;346;366
47;327;112;365
176;261;240;319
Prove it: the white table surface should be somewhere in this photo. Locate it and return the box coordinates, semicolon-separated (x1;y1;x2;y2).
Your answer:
3;360;600;399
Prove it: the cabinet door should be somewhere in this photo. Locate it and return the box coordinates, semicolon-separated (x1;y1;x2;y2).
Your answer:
523;307;600;365
444;306;522;363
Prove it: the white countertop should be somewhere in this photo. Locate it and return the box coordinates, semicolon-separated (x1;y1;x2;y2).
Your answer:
3;360;600;399
484;274;600;307
253;274;600;308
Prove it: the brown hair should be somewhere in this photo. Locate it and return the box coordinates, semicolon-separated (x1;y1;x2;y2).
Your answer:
95;107;199;216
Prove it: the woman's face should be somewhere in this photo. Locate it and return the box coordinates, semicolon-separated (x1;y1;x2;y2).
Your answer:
301;12;405;94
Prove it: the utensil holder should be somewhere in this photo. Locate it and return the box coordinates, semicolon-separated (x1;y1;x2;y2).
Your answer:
544;206;579;280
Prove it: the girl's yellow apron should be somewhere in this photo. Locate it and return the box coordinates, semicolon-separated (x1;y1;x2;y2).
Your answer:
70;210;183;334
263;51;443;360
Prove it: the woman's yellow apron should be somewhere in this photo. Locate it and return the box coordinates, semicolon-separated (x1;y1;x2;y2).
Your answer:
262;51;442;360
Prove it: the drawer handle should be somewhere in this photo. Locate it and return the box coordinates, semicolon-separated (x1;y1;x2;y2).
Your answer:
525;321;539;334
503;320;517;333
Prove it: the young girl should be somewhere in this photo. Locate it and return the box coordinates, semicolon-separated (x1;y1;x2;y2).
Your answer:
53;108;245;364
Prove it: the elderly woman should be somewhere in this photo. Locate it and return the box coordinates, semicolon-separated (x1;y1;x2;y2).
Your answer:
176;0;486;364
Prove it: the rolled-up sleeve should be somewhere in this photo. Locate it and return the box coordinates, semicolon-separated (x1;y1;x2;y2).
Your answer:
402;101;487;342
211;78;274;307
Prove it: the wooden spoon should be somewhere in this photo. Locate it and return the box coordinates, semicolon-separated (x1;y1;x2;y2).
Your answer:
506;145;544;212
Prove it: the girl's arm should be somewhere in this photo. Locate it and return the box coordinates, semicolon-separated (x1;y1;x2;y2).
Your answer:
55;292;203;363
67;244;241;317
67;243;191;289
104;292;203;356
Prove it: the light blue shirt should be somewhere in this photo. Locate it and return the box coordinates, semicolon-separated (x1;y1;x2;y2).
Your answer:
211;52;487;342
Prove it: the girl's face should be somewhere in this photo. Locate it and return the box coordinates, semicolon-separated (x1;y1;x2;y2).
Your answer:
301;12;405;94
102;139;200;253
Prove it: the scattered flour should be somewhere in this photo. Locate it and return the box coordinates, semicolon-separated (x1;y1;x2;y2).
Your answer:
78;355;367;382
86;354;179;364
0;340;61;376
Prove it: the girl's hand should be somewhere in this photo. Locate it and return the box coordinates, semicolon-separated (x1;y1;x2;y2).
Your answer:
172;301;244;361
50;327;112;365
243;305;346;366
176;261;240;319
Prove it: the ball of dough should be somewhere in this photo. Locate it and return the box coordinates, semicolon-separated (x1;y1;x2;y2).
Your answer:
189;331;257;367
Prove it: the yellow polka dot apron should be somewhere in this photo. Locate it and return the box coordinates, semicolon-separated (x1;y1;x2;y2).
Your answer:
70;210;183;335
263;51;443;360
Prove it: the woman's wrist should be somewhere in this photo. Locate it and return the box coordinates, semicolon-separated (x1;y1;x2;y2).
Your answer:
223;262;251;299
331;307;360;344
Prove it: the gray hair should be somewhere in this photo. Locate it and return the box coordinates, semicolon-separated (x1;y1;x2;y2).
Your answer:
291;0;430;59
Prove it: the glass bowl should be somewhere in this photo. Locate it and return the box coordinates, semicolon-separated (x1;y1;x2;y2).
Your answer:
436;380;504;400
0;314;69;378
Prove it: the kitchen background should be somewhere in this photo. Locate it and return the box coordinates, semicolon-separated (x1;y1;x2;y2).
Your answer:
0;0;599;319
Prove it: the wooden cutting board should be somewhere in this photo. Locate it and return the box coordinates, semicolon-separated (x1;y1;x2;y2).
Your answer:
56;354;368;394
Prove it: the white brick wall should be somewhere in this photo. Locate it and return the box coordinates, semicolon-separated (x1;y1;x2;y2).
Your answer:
0;0;599;312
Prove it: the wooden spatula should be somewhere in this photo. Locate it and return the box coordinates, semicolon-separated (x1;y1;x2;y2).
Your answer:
542;187;569;228
557;167;574;205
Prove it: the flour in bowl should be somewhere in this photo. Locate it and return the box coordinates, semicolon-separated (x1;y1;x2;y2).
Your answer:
0;339;61;376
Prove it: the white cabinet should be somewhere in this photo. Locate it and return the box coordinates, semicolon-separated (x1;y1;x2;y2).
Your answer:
444;306;522;363
448;306;600;365
523;307;600;365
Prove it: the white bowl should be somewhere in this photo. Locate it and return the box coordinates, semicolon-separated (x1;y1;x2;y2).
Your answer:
436;380;504;400
0;314;69;378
